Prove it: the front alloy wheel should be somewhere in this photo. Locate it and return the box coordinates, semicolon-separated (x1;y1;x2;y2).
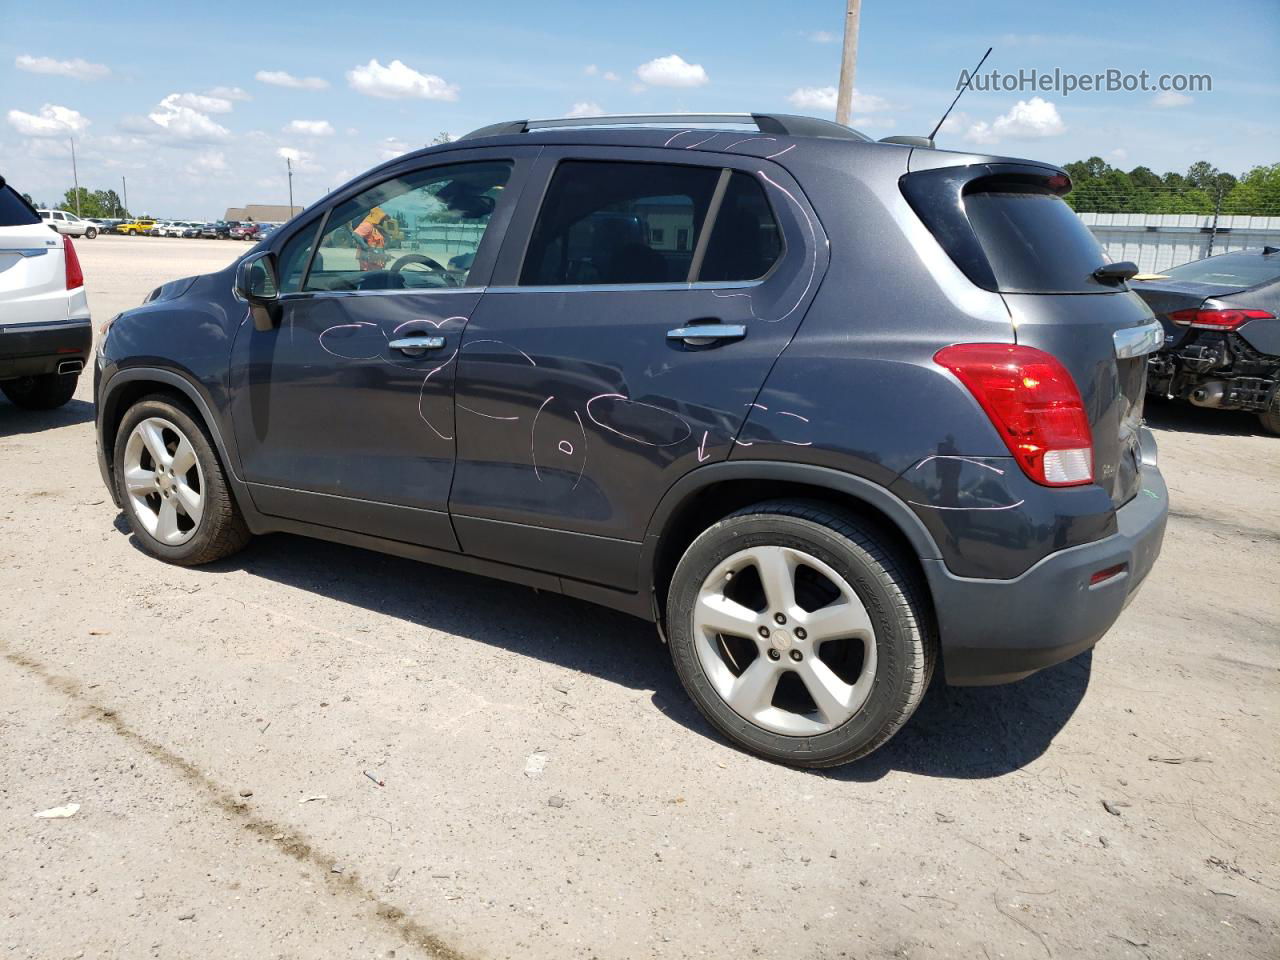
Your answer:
122;416;204;545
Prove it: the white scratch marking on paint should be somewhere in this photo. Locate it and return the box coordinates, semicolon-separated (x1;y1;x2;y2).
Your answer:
531;395;554;482
764;143;796;160
462;338;537;366
558;440;574;455
458;403;520;421
777;411;810;423
723;136;777;151
910;455;1006;475
907;499;1027;512
696;431;710;462
683;133;722;150
585;393;692;447
417;347;460;440
663;130;695;147
570;411;588;490
758;170;818;325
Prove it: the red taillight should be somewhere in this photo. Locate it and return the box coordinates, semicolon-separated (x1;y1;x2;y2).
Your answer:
1168;308;1273;330
63;236;84;290
1089;562;1128;586
934;343;1094;487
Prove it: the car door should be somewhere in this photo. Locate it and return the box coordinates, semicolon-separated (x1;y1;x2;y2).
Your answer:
450;146;828;589
228;147;537;550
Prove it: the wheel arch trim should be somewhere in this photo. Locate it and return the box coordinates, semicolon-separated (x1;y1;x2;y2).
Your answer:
99;366;243;487
638;460;944;601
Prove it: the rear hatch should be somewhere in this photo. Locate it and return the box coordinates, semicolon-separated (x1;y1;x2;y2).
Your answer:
0;184;69;327
903;160;1158;507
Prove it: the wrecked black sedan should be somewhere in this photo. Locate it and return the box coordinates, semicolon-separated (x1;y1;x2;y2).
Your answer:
1134;247;1280;434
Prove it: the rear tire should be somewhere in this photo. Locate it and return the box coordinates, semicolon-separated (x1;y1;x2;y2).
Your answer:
1;372;79;410
665;499;935;768
114;396;251;565
1261;388;1280;436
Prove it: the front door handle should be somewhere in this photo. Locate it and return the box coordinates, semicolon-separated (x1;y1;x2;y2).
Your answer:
388;334;446;356
666;323;748;346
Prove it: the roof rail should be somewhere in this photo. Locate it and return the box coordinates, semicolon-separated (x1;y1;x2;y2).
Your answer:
459;113;869;142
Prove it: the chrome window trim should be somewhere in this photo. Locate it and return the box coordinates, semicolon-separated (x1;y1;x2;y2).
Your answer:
278;285;487;303
486;279;764;295
1114;321;1164;359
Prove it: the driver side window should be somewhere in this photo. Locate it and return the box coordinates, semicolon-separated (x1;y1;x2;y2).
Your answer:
303;160;512;292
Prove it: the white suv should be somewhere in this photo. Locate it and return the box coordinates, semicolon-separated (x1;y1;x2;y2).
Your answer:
37;208;99;239
156;220;194;238
2;182;92;409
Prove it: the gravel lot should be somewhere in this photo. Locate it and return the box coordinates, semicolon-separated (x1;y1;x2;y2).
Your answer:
2;234;1277;959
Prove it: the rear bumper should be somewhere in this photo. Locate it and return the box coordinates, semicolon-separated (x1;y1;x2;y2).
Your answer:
0;319;93;379
927;461;1168;685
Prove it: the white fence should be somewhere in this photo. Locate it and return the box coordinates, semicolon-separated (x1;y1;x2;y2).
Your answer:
1079;213;1280;273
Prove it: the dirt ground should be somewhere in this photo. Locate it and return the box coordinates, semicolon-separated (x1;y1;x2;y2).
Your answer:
2;234;1277;960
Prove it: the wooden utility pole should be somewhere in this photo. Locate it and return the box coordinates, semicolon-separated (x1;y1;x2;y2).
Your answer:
835;0;862;126
287;156;294;214
69;138;81;216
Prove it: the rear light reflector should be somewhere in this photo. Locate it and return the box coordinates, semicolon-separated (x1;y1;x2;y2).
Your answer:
64;236;84;290
1168;308;1273;330
934;343;1094;487
1089;562;1128;586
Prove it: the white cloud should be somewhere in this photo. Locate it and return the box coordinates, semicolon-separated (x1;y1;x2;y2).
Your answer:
186;150;228;176
603;71;619;83
1109;148;1129;163
635;54;708;88
167;92;234;114
804;30;837;44
14;55;109;80
347;59;458;100
7;103;90;137
786;86;891;114
285;119;335;136
1152;90;1193;108
378;136;411;161
207;86;251;102
147;93;230;141
964;97;1065;144
584;64;599;76
256;70;329;91
567;101;605;118
276;146;317;170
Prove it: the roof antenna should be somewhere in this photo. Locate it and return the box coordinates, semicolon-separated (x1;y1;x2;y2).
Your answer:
928;46;993;142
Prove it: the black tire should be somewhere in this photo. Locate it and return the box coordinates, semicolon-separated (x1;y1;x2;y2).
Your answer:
1;371;79;410
665;500;936;768
1260;389;1280;436
85;227;98;239
113;395;251;566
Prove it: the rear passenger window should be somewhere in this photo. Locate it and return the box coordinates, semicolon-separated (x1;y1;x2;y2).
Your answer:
520;161;721;285
699;172;783;282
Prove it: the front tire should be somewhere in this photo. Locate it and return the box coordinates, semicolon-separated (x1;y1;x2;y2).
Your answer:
85;227;98;239
1;372;79;409
666;500;935;768
114;396;251;565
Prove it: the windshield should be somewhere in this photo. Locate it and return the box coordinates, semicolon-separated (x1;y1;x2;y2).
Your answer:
1160;252;1280;289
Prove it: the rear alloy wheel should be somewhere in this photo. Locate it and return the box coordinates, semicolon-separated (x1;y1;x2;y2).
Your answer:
666;500;935;767
1;372;79;410
114;397;251;565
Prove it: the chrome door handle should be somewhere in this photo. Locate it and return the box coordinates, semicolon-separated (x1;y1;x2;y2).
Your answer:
388;335;446;355
666;324;747;346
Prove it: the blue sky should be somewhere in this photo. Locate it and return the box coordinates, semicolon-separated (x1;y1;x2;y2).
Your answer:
2;0;1277;218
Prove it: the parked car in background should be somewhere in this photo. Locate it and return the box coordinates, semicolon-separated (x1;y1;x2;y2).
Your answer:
1;179;91;409
199;221;237;239
157;220;197;238
181;223;204;238
229;222;260;241
94;112;1170;768
93;218;124;234
117;218;157;236
1134;247;1280;434
38;209;98;239
255;223;280;242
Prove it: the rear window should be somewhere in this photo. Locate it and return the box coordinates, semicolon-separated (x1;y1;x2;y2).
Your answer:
0;186;41;227
1160;252;1280;289
965;185;1110;294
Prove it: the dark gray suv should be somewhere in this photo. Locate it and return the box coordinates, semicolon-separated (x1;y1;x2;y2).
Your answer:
95;113;1169;767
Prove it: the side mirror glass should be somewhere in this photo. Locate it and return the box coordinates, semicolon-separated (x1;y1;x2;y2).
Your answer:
236;252;281;331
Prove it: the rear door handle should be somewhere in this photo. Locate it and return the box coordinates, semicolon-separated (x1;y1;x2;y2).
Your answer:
666;323;747;346
388;334;446;356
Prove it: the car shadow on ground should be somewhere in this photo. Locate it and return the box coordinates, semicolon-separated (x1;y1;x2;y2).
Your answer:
117;521;1091;782
1145;397;1268;437
0;397;94;436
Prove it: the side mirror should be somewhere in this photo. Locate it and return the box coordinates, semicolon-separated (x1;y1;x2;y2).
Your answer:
235;251;280;331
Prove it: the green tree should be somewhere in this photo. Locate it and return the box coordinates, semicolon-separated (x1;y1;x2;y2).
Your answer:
1223;163;1280;216
57;186;128;218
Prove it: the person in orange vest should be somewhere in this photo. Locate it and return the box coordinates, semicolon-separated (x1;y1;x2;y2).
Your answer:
353;206;392;272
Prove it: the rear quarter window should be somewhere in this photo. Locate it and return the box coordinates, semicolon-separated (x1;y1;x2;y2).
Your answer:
1;187;41;226
964;185;1110;294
